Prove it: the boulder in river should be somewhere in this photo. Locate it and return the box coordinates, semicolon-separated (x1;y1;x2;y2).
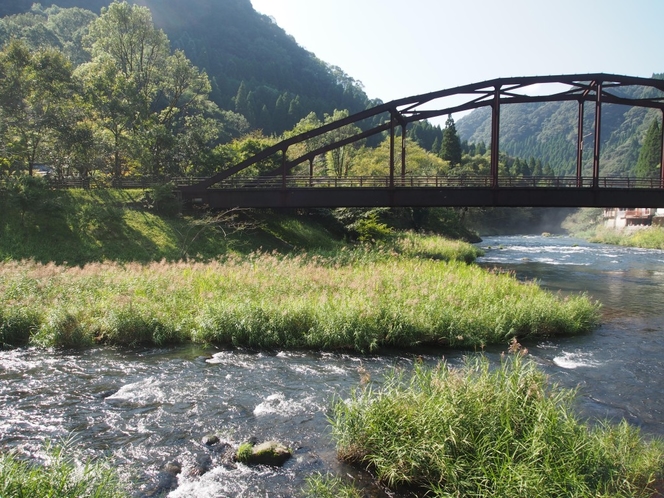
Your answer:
235;440;292;467
201;434;220;446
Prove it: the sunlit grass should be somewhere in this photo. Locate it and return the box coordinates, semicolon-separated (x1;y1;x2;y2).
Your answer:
393;231;484;263
590;226;664;250
0;442;126;498
329;353;664;497
303;473;364;498
0;247;599;351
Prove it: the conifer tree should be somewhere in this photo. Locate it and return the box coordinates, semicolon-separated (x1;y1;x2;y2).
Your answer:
431;136;441;155
635;119;662;178
440;114;462;166
234;81;249;117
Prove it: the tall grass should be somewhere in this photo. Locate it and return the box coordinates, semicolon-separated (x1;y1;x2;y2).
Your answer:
0;442;126;498
303;473;364;498
393;231;484;263
0;248;599;351
329;353;664;497
591;226;664;250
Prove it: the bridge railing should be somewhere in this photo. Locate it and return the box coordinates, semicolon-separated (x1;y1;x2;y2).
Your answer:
202;175;664;190
47;177;168;189
43;175;664;190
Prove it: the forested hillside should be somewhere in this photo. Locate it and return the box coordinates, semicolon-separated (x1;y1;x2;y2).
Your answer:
456;77;664;177
0;0;375;135
2;1;661;183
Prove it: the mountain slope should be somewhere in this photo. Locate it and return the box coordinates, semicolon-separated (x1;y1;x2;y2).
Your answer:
0;0;375;134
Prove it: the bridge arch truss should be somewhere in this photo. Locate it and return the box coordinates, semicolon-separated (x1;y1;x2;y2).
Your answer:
180;74;664;209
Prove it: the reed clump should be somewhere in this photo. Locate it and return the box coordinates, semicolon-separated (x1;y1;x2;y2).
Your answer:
0;242;599;351
329;353;664;498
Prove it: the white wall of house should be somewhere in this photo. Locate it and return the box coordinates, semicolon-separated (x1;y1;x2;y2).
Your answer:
604;209;627;228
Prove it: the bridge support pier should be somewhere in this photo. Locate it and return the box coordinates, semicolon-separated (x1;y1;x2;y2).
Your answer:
389;115;395;188
401;122;407;184
281;147;288;189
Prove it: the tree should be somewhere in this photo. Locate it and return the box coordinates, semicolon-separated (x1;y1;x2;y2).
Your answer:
0;40;75;176
0;5;96;65
85;1;169;120
440;114;462;166
75;56;135;177
234;80;250;118
431;136;441;155
353;137;447;177
211;131;279;177
322;109;362;178
81;0;217;177
635;119;662;179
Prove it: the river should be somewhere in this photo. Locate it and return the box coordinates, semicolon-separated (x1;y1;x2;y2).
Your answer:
0;235;663;497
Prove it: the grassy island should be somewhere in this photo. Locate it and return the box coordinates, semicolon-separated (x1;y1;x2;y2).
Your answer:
0;247;599;351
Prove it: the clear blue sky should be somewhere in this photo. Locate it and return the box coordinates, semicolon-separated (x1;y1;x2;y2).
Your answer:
250;0;664;104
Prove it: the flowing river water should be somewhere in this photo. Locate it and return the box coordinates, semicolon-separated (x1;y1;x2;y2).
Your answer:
1;235;663;497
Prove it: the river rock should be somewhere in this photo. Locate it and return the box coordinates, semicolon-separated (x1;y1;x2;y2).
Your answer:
202;434;220;446
237;440;292;467
163;461;182;475
187;453;213;477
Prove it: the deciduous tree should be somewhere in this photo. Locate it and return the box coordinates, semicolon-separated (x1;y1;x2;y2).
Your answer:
0;40;75;175
81;0;218;177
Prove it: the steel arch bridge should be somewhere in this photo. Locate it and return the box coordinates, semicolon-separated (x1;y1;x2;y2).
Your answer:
178;73;664;209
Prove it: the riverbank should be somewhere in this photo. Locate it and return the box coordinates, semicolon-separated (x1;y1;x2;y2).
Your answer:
589;226;664;250
562;207;664;250
0;181;479;265
0;183;600;352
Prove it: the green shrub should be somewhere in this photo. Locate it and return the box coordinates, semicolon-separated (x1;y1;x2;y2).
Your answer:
31;310;91;348
348;211;393;243
143;183;181;217
0;305;39;348
97;307;180;347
